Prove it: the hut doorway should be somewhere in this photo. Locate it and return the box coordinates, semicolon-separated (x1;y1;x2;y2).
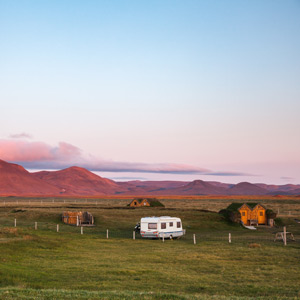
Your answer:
240;210;248;225
258;210;265;224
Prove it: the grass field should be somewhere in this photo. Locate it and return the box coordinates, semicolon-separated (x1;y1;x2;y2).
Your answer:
0;196;300;299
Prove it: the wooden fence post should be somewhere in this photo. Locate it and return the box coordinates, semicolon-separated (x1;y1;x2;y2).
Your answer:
162;233;165;242
193;234;196;245
35;222;37;230
57;224;59;232
76;216;79;227
106;229;109;239
14;218;17;227
283;226;287;246
133;231;135;240
229;233;231;243
81;226;83;235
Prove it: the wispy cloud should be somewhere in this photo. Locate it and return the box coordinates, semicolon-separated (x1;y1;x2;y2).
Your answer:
280;176;294;180
109;177;148;181
207;171;254;177
9;132;33;139
0;139;252;176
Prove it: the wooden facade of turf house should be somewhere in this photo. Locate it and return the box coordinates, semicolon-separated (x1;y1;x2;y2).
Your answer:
62;211;94;226
220;203;276;227
128;198;164;208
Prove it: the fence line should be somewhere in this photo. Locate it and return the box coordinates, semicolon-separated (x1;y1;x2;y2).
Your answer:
1;218;298;246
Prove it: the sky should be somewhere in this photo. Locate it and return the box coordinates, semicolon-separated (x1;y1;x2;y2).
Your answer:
0;0;300;184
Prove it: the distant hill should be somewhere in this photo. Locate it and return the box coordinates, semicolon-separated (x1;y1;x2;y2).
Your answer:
115;180;188;195
0;159;61;196
32;166;119;195
0;159;299;196
256;183;300;195
164;180;228;195
227;182;268;195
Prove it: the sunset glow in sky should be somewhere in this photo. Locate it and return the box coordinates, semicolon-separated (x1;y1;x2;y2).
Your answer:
1;0;300;184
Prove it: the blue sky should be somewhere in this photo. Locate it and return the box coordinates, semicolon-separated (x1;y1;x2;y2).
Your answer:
1;0;300;184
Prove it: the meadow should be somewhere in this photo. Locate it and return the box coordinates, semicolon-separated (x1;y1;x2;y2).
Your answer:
0;196;299;299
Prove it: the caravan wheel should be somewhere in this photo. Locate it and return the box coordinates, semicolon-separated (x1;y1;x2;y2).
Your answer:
169;235;173;240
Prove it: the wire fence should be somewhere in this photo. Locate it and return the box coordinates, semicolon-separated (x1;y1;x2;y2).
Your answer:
1;217;299;247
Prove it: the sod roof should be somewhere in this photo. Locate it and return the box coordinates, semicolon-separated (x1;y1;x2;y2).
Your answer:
132;198;165;207
226;203;260;211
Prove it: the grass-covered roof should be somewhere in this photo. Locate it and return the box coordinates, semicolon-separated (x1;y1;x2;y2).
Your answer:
226;203;260;211
133;198;165;207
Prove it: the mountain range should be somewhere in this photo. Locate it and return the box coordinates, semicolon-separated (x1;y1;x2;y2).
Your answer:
1;159;300;196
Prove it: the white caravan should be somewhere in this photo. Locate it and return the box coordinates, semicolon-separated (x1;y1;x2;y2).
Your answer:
139;216;185;239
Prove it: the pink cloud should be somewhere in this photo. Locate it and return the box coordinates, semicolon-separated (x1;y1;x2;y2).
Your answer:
0;140;81;163
0;139;250;176
52;142;81;159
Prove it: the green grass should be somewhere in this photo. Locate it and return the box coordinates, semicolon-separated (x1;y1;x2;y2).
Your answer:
0;203;300;299
0;288;298;300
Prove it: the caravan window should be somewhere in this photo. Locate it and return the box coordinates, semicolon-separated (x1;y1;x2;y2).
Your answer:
148;223;157;229
161;223;166;229
169;222;173;227
177;222;181;228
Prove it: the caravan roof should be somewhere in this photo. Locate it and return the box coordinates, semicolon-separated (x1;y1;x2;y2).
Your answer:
141;216;180;222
